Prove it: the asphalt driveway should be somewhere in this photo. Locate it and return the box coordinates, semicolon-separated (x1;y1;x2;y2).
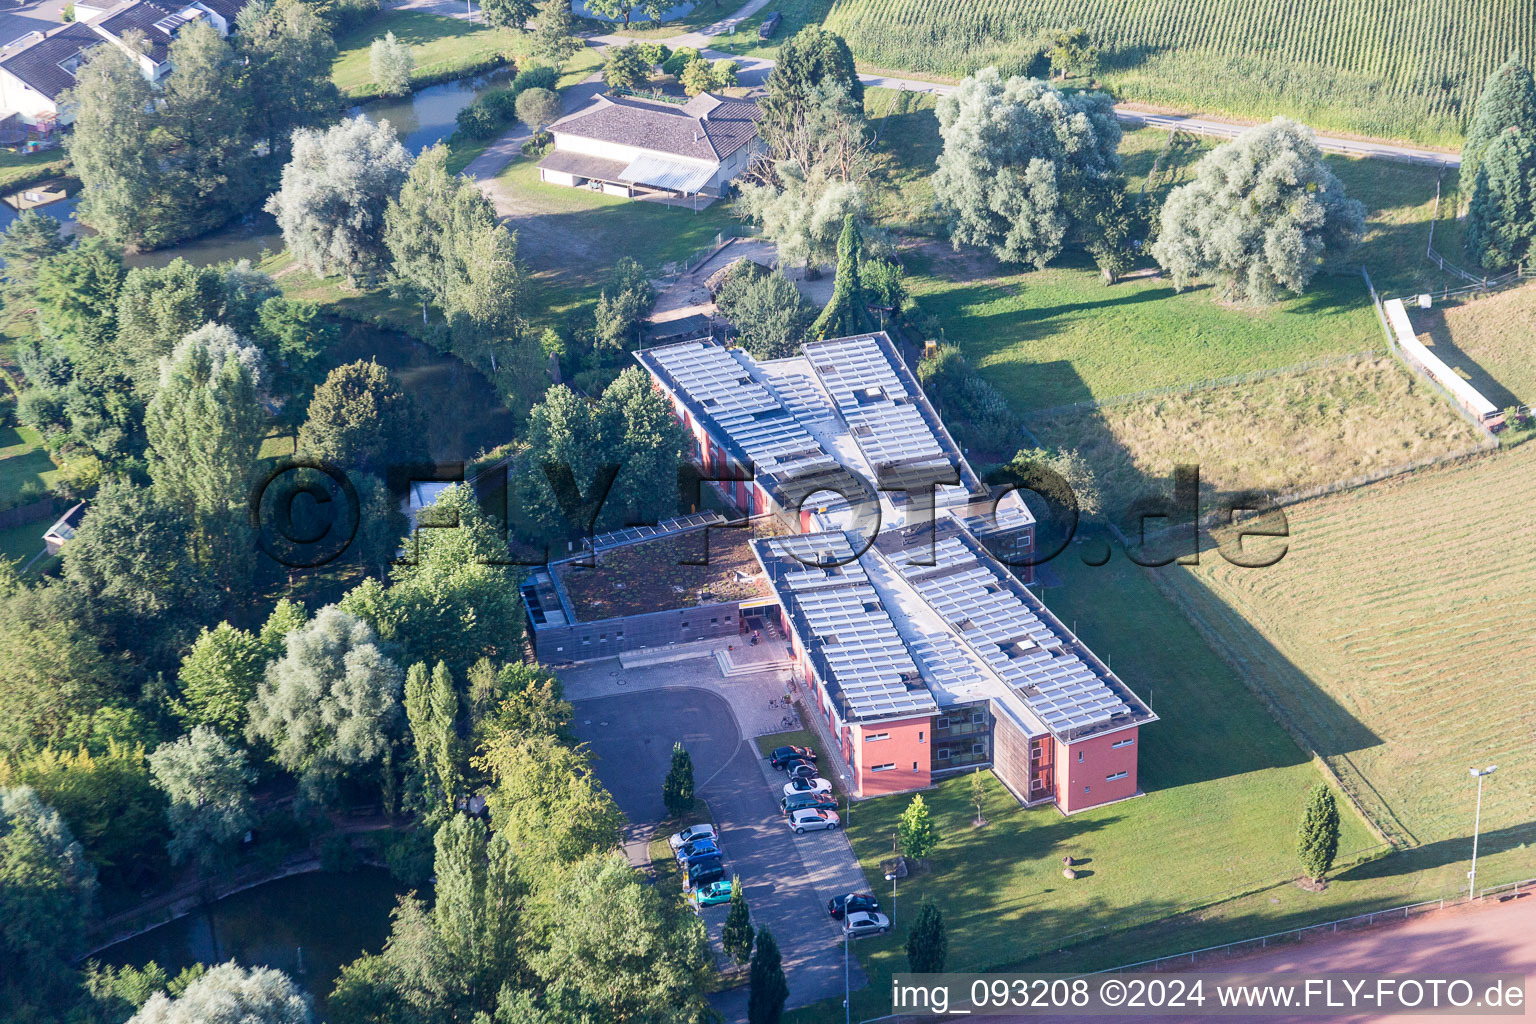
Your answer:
573;685;869;1016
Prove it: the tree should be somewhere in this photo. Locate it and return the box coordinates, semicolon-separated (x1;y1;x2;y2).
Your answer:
370;32;414;96
530;0;581;67
481;0;536;29
267;117;414;285
716;268;813;359
906;899;947;972
148;726;255;869
1005;446;1101;517
1048;26;1098;80
1461;56;1536;205
602;42;650;91
32;236;126;365
1152;118;1365;302
0;577;119;757
528;851;712;1021
584;0;668;27
739;164;864;272
969;770;986;826
1296;783;1340;883
114;259;237;396
126;962;312;1024
680;57;736;97
246;606;405;803
477;661;573;743
476;731;622;863
254;296;335;409
897;793;937;862
747;926;788;1024
298;360;428;473
760;27;863;153
1464;126;1536;270
236;0;340;162
662;741;694;817
177;622;266;738
431;814;526;1009
595;366;685;532
0;211;65;324
64;42;157;247
810;213;873;339
0;786;98;1006
516;86;563;134
1078;177;1144;284
404;661;460;811
78;962;208;1023
933;68;1122;270
592;256;654;352
721;876;754;965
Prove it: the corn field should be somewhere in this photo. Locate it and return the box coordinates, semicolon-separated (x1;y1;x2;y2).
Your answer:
823;0;1536;145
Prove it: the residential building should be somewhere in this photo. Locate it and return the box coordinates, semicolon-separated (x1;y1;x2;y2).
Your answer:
537;92;763;200
43;501;86;556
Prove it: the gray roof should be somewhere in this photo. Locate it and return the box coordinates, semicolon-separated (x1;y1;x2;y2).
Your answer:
94;0;198;65
549;92;762;164
0;22;102;102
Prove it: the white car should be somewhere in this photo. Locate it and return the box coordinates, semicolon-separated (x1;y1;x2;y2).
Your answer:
782;776;833;797
787;807;840;834
667;824;717;853
843;910;892;938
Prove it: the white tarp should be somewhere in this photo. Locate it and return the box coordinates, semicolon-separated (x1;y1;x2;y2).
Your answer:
1384;298;1498;419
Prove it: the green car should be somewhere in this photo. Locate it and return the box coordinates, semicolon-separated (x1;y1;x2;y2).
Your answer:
693;879;735;906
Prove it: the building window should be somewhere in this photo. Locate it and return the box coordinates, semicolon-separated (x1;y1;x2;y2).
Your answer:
971;711;985;724
1107;771;1128;781
711;617;717;624
682;621;689;628
866;732;889;742
1077;750;1084;763
1084;786;1091;794
935;716;950;730
871;763;895;772
918;731;925;743
935;748;950;760
1031;741;1044;761
599;634;606;640
1112;737;1135;749
972;743;985;755
912;762;919;772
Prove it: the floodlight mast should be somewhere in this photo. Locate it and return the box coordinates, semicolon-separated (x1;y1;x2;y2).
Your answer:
1468;765;1497;899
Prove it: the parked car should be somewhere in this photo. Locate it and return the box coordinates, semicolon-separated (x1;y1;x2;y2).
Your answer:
826;893;880;920
780;791;838;815
668;824;717;853
783;776;833;797
684;856;724;889
787;807;840;833
785;762;818;781
678;839;722;866
770;745;817;770
843;910;891;937
692;878;735;907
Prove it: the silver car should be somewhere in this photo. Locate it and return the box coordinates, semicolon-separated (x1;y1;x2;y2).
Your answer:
843;910;891;937
787;807;840;834
667;824;717;854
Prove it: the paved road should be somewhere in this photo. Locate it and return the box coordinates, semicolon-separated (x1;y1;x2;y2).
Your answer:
571;680;871;1018
0;0;70;50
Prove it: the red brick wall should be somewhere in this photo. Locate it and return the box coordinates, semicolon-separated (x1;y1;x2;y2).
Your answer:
1054;727;1139;813
851;717;932;797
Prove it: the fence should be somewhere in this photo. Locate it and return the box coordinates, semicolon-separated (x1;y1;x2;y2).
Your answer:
1424;172;1530;291
1096;877;1536;975
657;230;749;281
1025;350;1384;421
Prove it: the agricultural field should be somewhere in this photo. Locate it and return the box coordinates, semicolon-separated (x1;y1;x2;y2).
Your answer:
1414;281;1536;411
819;0;1535;146
1163;442;1536;851
1029;356;1487;514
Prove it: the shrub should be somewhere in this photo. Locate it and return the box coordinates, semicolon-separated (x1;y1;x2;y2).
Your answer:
513;64;559;94
661;46;701;78
369;31;414;97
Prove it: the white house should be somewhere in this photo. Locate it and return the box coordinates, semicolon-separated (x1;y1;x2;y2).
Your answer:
0;0;246;128
537;92;764;200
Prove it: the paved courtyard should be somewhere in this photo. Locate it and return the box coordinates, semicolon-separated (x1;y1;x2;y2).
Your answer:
565;651;874;1018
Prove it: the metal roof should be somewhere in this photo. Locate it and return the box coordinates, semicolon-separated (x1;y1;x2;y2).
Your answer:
620;153;714;194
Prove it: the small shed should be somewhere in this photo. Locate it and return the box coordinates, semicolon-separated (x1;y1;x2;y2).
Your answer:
759;11;782;38
705;256;769;299
43;500;85;556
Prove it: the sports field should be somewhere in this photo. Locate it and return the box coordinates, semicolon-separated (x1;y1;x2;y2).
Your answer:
1163;443;1536;850
822;0;1535;146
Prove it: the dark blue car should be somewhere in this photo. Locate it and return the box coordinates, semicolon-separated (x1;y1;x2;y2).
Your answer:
678;838;721;865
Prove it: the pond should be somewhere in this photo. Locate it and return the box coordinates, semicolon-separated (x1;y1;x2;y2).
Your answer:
94;868;402;1014
2;66;516;267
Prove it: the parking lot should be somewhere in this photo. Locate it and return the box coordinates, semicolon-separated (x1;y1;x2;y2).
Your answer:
567;654;872;1016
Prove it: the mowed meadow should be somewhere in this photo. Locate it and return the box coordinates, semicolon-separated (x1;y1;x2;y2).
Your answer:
1162;443;1536;850
822;0;1535;145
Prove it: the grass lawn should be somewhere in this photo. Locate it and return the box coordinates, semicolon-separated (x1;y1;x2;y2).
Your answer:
1029;356;1486;512
442;46;604;175
0;148;70;193
1412;280;1536;411
701;0;836;58
332;10;525;98
0;423;60;508
0;519;48;567
1165;443;1536;851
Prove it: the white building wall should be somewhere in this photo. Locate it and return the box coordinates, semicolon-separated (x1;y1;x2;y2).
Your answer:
0;70;61;125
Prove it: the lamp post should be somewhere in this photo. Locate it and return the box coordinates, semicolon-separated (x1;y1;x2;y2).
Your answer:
885;870;897;924
842;923;850;1024
840;773;849;831
1468;765;1497;899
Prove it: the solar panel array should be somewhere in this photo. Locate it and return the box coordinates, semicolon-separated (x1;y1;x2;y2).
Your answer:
582;511;727;554
764;533;938;720
963;501;1033;539
645;342;838;483
908;631;991;693
802;335;955;483
885;536;1131;735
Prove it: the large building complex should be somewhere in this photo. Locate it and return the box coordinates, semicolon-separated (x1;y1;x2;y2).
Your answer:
521;332;1156;814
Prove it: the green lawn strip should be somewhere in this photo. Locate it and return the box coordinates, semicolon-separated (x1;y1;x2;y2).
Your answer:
0;423;61;508
702;0;834;59
0;149;71;194
786;552;1382;1022
0;519;49;567
332;10;525;99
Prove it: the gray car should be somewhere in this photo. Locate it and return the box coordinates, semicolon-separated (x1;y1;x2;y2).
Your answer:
786;807;840;833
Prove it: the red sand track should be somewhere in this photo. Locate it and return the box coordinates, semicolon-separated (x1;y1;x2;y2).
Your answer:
1024;895;1535;1023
